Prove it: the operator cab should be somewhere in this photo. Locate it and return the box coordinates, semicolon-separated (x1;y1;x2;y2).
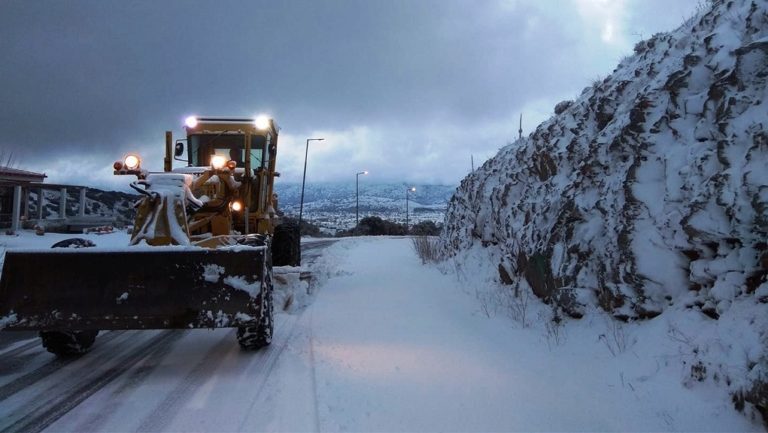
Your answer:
187;133;267;173
175;116;277;176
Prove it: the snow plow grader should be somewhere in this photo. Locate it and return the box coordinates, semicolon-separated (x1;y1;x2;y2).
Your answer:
0;116;301;356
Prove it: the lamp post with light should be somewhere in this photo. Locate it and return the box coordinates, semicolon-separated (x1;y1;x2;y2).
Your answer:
299;138;324;232
405;186;416;234
356;171;368;228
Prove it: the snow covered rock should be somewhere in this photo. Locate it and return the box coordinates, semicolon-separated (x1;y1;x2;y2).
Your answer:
442;0;768;421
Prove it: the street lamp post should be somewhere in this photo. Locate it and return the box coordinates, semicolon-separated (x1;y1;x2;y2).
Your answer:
356;170;368;229
299;137;324;232
405;186;416;234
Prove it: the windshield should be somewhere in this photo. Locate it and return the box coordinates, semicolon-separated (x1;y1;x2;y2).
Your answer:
189;133;266;168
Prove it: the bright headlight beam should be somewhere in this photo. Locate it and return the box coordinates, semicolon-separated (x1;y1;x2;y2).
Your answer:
211;155;227;169
124;155;141;170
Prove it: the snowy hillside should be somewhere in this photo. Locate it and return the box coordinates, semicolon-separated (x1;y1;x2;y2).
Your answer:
442;0;767;422
27;188;137;226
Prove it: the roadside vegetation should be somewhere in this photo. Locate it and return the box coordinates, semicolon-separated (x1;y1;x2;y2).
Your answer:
335;216;441;237
410;235;442;264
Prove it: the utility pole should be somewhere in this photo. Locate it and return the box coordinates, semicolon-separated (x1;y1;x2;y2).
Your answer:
518;113;523;140
299;138;324;232
405;186;415;234
356;170;368;228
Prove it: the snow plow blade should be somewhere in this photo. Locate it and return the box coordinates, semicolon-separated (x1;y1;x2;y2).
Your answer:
0;247;268;331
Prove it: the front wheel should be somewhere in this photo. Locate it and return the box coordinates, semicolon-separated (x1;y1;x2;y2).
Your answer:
237;270;274;350
40;330;99;357
40;239;101;357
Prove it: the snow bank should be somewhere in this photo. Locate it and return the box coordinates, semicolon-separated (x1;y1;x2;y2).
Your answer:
313;238;761;431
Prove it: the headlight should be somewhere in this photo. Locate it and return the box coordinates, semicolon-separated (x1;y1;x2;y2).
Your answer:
230;201;243;212
211;155;226;169
185;116;198;128
254;115;270;130
124;154;141;170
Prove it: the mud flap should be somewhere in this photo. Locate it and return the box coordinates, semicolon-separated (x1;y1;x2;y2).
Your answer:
0;246;269;331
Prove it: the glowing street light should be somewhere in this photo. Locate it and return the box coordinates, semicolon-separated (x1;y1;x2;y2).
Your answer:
356;171;368;229
298;138;324;232
405;186;416;234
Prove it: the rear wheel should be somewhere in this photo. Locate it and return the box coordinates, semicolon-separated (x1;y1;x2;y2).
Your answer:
272;222;301;267
39;238;101;357
40;330;98;357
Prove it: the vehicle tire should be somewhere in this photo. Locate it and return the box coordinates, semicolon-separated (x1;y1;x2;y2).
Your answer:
237;264;274;350
40;330;99;357
272;222;301;267
39;238;101;357
51;238;96;249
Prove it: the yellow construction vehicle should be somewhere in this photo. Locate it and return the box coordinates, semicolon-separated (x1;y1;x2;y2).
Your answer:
0;116;301;355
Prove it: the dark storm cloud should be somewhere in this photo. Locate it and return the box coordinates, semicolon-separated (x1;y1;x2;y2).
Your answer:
0;2;559;145
0;0;698;187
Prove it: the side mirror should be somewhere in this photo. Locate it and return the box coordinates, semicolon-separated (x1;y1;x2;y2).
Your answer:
174;142;185;157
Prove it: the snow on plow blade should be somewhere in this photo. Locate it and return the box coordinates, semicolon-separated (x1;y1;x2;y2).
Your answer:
0;247;267;331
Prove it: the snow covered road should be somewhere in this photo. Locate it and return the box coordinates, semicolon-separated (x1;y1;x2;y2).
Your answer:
0;234;761;431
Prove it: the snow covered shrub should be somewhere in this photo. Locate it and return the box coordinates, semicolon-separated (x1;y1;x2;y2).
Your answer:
542;309;566;348
495;282;531;326
599;318;632;357
733;378;768;425
553;100;573;115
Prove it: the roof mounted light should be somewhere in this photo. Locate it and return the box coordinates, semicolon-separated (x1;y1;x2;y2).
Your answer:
254;115;270;130
185;116;198;128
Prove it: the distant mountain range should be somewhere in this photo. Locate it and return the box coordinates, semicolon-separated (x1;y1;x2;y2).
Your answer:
274;182;456;233
27;188;138;227
274;182;454;212
25;182;456;232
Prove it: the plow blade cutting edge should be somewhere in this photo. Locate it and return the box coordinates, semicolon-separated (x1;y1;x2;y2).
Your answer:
0;247;268;331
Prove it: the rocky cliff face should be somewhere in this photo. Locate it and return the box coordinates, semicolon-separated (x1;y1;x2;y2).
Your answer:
442;1;768;419
442;0;768;419
444;0;767;320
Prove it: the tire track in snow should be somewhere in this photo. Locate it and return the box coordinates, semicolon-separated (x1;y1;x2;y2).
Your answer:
136;329;238;432
0;339;38;358
0;330;182;433
0;340;46;381
68;330;190;433
136;314;304;432
308;309;322;433
235;313;304;433
0;331;124;402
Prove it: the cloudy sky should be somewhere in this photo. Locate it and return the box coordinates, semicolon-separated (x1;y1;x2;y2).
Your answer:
0;0;698;191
